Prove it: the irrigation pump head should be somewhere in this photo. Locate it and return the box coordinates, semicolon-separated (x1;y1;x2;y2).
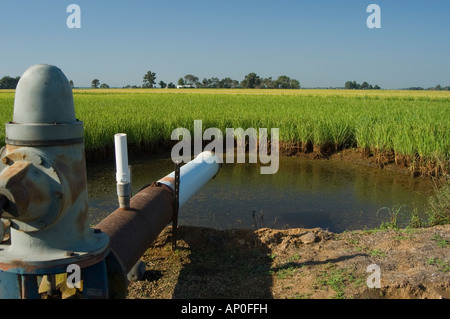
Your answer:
0;64;110;299
0;65;221;299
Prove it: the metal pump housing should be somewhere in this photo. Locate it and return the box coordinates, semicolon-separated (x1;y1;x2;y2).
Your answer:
0;64;109;298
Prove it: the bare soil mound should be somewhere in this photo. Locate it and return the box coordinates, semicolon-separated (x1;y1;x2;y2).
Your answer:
127;224;449;299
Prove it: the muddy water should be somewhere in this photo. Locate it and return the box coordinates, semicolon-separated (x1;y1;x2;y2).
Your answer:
86;155;434;233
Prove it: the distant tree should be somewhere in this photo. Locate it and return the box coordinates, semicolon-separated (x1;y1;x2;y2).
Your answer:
210;77;220;88
345;81;353;89
345;81;379;90
69;80;74;88
167;82;176;88
262;77;275;89
100;83;110;89
241;72;261;88
143;71;156;88
200;77;220;88
0;76;20;89
274;75;290;89
91;79;100;89
194;80;203;88
219;77;237;88
273;75;300;89
184;74;199;87
435;84;442;91
178;78;185;86
289;79;301;89
123;84;141;89
159;80;167;88
360;81;370;90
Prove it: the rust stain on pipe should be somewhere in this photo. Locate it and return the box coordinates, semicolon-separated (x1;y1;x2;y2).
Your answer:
95;183;174;273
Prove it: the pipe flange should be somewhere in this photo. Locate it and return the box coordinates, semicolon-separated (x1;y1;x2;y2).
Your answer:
0;148;63;232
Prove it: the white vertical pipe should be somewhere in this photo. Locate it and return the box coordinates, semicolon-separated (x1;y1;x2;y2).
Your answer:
114;133;130;183
158;151;220;208
115;133;131;209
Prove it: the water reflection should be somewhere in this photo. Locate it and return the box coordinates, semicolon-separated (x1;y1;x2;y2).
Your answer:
86;155;434;233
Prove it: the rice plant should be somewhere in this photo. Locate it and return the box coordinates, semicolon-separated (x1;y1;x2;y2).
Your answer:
0;89;448;175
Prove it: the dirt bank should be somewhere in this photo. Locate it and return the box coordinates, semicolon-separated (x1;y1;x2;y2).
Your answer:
127;224;449;299
287;146;448;179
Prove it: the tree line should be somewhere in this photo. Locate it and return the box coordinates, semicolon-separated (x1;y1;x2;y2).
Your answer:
0;76;20;89
402;84;450;91
2;72;448;91
345;80;380;90
135;71;301;89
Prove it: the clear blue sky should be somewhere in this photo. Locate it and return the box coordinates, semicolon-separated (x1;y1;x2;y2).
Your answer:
1;0;449;89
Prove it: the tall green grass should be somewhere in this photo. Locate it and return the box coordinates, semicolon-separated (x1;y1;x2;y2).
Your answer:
0;89;448;174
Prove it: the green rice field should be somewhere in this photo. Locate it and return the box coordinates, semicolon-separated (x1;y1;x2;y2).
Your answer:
0;88;449;176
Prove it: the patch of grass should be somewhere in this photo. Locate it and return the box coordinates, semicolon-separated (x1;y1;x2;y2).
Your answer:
427;257;450;272
369;248;386;258
376;197;449;231
426;176;450;226
288;254;301;262
275;266;297;279
393;234;408;240
377;204;409;230
346;238;360;245
375;177;450;230
314;263;363;299
293;292;313;299
392;229;417;240
430;234;450;248
270;261;303;279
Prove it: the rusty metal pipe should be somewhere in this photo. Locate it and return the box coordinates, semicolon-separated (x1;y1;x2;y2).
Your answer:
95;183;174;273
95;151;221;276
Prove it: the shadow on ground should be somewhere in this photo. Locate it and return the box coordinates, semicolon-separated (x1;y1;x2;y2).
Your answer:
171;226;273;298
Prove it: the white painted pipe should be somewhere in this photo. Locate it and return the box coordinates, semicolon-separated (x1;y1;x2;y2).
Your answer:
114;133;131;209
158;151;220;208
114;133;130;183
